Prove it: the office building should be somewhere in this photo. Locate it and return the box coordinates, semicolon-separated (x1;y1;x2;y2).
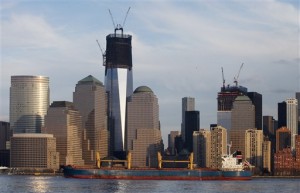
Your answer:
286;98;298;151
181;97;195;143
217;85;247;142
0;121;11;150
296;92;300;134
276;127;291;152
247;92;262;130
103;27;133;155
193;129;211;168
10;133;59;170
44;101;84;166
278;101;287;128
73;75;108;164
245;129;263;170
126;86;163;167
168;131;180;155
210;126;227;169
184;111;200;152
10;75;49;133
230;95;255;156
263;140;271;173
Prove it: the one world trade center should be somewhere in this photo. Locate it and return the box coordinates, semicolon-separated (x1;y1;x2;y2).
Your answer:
103;26;133;157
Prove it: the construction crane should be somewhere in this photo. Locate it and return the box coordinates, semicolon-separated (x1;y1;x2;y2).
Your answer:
96;40;106;66
221;67;225;89
233;63;244;87
108;7;131;32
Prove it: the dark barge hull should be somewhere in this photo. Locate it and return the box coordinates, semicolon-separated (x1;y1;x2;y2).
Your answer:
63;166;252;180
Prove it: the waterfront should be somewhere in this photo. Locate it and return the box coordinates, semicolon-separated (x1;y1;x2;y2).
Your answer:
0;175;299;193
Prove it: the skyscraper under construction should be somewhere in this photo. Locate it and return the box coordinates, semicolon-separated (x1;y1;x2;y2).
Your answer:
103;25;133;156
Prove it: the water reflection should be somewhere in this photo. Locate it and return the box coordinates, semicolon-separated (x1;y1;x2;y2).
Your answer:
28;176;49;193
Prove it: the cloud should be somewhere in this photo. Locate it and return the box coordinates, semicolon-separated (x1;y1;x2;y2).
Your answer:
1;1;299;142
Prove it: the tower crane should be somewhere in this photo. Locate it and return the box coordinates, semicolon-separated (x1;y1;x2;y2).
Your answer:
233;63;244;87
221;67;225;89
108;7;131;33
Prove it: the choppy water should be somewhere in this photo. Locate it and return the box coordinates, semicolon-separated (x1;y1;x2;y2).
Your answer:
0;175;299;193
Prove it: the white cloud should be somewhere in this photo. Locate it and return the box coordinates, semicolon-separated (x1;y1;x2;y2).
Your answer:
1;1;299;143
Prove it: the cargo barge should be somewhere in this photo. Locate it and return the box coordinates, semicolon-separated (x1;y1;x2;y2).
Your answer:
63;147;252;180
63;166;251;180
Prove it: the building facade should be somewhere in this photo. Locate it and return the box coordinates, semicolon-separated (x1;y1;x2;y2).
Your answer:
168;131;180;155
125;86;162;167
210;126;227;169
181;97;195;143
193;129;211;168
278;101;287;128
73;75;108;164
230;95;255;156
247;92;262;130
10;75;49;133
276;127;291;152
0;121;11;150
104;29;133;155
286;98;298;151
184;111;200;152
263;140;271;173
43;101;84;166
10;133;59;170
245;129;263;171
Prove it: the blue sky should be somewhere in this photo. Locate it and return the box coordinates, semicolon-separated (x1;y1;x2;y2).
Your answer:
1;0;299;143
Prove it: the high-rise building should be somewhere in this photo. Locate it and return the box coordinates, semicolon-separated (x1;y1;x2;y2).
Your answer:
230;95;255;156
263;116;276;173
217;85;247;141
103;28;133;155
245;129;263;170
184;111;200;152
286;98;298;151
278;101;287;128
217;85;262;141
296;92;300;134
125;86;162;167
43;101;84;166
210;126;227;169
73;75;109;164
168;131;180;155
263;139;271;173
181;97;195;143
263;116;276;138
0;121;11;150
247;92;262;130
193;129;211;167
10;76;49;133
0;121;11;167
10;133;59;170
276;127;291;152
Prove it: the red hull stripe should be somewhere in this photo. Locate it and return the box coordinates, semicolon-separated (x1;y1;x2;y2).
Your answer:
68;175;251;181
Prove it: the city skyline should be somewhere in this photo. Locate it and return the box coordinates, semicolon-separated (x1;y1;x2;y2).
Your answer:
1;0;299;143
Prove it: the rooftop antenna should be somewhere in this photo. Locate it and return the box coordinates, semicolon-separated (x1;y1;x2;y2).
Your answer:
233;63;244;87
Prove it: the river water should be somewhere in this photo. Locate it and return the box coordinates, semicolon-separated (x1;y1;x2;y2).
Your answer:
0;175;299;193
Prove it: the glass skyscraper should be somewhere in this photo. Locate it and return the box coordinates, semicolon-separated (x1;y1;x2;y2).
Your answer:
104;29;133;154
181;97;195;143
10;75;49;133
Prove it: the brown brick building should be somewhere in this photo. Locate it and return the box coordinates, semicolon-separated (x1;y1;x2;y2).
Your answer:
274;135;300;176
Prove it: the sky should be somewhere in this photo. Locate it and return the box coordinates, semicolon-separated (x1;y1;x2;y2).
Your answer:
1;0;299;143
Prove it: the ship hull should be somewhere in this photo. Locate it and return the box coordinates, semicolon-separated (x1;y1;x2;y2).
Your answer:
63;166;252;180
